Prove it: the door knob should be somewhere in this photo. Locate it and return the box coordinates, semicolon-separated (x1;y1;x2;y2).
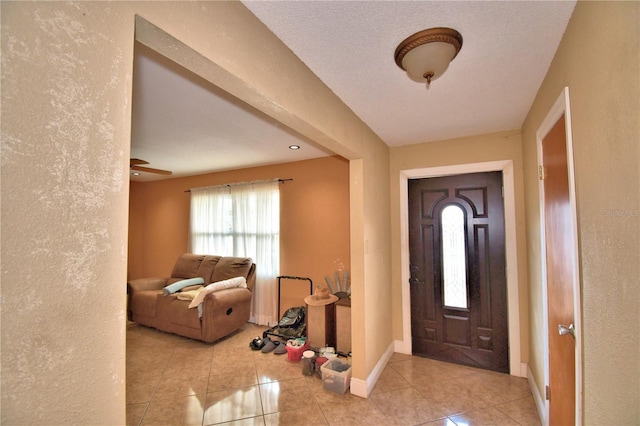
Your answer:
558;323;575;338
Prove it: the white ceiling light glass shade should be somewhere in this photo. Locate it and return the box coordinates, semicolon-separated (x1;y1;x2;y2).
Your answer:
395;28;463;88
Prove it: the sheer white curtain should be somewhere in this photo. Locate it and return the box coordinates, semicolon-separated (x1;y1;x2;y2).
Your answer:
232;182;279;325
190;186;232;255
189;181;279;325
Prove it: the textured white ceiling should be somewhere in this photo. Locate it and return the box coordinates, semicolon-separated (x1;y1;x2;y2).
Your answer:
130;1;576;181
130;43;332;182
243;0;576;146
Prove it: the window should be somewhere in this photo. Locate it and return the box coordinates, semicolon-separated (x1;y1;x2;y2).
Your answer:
441;204;468;309
189;180;280;325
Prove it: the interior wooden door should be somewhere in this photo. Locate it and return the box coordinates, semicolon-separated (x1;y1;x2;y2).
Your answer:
408;172;509;373
542;114;576;425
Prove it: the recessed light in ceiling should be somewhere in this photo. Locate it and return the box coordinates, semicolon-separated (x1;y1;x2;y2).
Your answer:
289;145;300;150
132;171;141;176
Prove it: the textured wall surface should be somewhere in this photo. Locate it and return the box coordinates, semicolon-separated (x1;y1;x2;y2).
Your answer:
521;1;639;422
1;3;133;424
2;1;392;422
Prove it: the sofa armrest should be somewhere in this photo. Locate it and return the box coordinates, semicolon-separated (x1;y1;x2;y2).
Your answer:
127;277;167;292
200;287;252;343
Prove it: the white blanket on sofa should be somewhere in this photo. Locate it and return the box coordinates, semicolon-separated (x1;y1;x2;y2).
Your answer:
187;276;247;310
175;287;204;301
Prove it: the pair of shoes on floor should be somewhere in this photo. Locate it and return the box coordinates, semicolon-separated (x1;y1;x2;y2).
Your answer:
262;337;287;355
250;336;265;350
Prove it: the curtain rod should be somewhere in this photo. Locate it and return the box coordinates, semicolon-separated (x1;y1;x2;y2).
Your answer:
184;178;293;193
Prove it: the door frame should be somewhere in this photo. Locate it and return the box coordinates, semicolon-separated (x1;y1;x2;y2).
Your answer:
536;87;582;425
398;159;525;377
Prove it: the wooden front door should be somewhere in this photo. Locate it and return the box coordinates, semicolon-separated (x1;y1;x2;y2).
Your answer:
408;172;509;373
542;114;576;425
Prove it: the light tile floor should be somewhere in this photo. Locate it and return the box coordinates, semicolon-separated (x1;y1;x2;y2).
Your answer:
127;322;541;426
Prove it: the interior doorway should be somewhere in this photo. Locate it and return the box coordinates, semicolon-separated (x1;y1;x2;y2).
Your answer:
536;87;582;424
127;15;364;396
399;160;524;377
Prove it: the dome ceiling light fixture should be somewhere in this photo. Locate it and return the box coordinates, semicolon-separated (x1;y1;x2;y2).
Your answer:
394;27;463;89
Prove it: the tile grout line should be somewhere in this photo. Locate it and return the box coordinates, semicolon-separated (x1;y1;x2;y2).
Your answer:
253;349;267;426
200;344;216;426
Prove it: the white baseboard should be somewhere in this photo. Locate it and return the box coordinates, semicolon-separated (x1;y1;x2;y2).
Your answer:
527;364;547;426
349;377;368;398
394;339;411;355
350;341;395;398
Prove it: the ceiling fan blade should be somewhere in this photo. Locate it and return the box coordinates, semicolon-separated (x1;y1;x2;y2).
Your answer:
130;158;150;166
131;165;172;175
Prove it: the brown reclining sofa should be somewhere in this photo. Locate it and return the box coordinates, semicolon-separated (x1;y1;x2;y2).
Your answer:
127;253;256;343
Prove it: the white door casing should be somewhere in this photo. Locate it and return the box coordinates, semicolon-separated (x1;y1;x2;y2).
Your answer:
536;86;583;425
398;159;525;377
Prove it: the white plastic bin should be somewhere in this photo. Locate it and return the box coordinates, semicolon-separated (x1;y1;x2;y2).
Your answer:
320;358;352;394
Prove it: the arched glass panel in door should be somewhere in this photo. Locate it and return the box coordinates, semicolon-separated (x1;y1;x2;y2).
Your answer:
441;205;468;309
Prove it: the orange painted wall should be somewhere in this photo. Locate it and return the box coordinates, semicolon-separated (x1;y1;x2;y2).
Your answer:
128;156;350;316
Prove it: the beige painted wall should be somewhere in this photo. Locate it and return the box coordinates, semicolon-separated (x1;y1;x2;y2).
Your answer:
128;156;351;317
389;130;530;364
521;1;639;422
1;3;135;424
1;2;390;423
